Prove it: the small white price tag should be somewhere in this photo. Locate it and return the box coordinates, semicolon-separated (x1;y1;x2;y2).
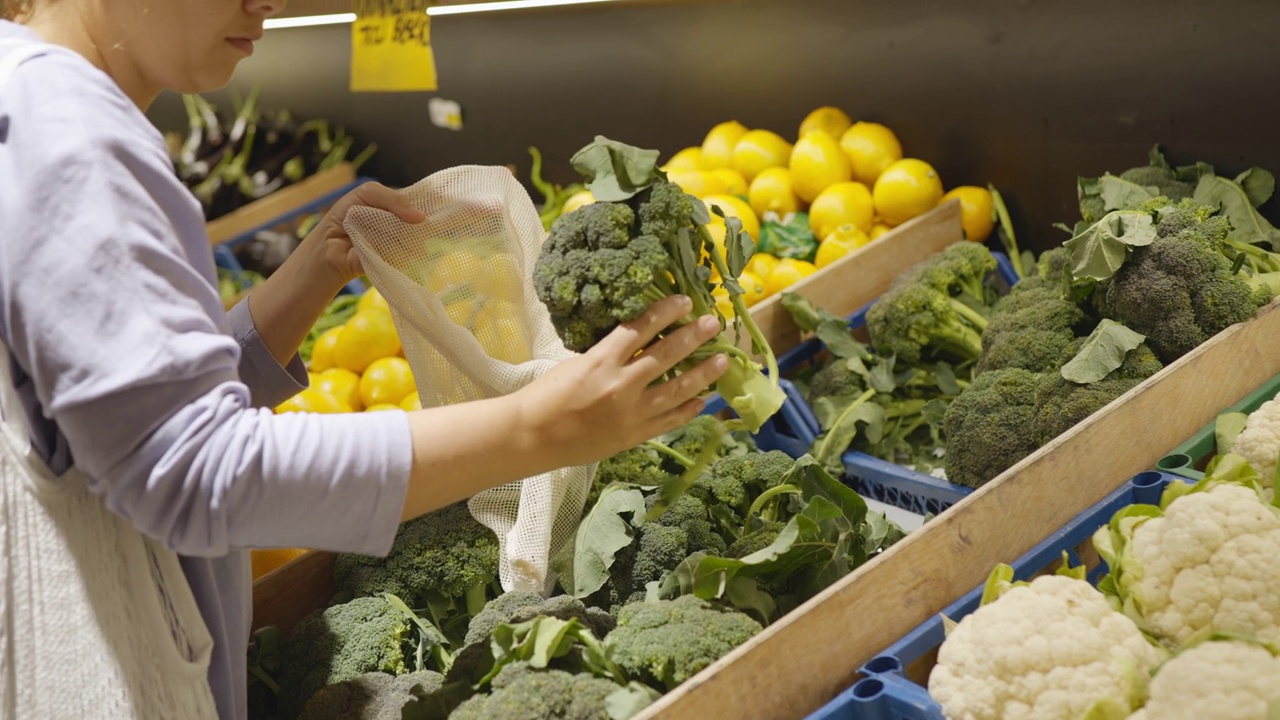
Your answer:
428;98;464;131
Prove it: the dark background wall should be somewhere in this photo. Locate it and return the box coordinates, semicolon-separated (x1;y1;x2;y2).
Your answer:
148;0;1280;252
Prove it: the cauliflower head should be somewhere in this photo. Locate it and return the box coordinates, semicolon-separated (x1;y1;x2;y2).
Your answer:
1111;482;1280;647
929;575;1165;720
1232;397;1280;489
1126;639;1280;720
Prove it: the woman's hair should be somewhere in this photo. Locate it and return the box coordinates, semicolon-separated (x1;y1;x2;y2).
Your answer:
1;0;33;21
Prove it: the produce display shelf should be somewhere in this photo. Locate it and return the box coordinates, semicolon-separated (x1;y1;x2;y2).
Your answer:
805;471;1183;720
1154;370;1280;482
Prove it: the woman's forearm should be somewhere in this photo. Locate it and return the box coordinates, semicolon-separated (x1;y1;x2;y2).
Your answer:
244;236;349;366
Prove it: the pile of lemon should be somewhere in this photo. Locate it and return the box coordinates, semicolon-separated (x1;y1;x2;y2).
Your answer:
561;107;995;308
275;288;421;416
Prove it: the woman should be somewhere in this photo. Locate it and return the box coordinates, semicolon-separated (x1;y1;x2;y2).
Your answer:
0;1;728;718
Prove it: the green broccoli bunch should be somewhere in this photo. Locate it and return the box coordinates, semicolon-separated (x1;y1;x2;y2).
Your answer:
275;596;419;718
866;242;999;364
975;248;1091;375
1078;146;1195;224
464;592;616;648
448;663;645;720
605;595;763;691
1090;198;1276;363
299;670;443;720
331;502;500;643
533;137;784;431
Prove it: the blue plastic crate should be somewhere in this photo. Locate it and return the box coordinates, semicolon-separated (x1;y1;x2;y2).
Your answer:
781;252;1018;515
805;470;1184;720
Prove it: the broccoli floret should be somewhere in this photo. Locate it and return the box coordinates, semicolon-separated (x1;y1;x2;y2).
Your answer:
332;502;499;640
464;592;617;648
976;283;1088;375
726;520;785;559
1036;247;1071;281
449;663;642;720
299;670;443;720
605;596;762;691
534;146;785;432
942;368;1042;489
277;596;416;719
1032;340;1162;445
690;450;794;513
866;243;997;364
1118;165;1193;202
591;446;674;505
662;414;731;465
807;356;871;399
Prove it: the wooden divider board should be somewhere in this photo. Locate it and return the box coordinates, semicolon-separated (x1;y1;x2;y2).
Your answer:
637;298;1280;720
741;200;963;356
206;163;357;247
252;550;336;635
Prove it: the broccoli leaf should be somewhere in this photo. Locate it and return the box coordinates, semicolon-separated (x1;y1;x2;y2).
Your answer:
1215;411;1249;456
932;362;962;395
811;392;886;472
723;576;777;624
719;212;754;278
563;485;647;597
1079;174;1157;220
569;136;661;202
868;359;897;394
780;292;867;360
757;212;818;262
1234;167;1275;209
1064;210;1158;282
1194;173;1280;250
1060;319;1147;384
605;684;662;720
786;455;870;526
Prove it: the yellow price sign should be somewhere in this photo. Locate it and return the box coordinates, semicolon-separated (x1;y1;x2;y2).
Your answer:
350;0;439;93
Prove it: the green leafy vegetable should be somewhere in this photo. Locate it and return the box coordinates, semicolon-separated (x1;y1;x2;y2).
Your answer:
1063;210;1158;282
1059;320;1147;384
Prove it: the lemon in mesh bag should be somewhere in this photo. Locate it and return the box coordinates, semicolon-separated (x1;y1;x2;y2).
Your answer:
342;165;588;594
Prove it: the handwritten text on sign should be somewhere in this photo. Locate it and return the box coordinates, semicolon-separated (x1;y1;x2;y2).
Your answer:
350;0;438;93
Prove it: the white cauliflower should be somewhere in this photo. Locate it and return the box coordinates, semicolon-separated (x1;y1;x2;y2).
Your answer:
1233;397;1280;488
1107;481;1280;646
1126;639;1280;720
928;574;1166;720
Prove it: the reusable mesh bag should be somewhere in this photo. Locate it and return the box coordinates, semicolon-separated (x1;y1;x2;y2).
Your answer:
343;166;594;594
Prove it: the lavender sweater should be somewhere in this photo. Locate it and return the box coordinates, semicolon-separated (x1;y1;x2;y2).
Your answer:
0;22;413;719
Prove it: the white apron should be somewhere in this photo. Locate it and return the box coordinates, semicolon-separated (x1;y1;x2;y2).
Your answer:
0;38;221;720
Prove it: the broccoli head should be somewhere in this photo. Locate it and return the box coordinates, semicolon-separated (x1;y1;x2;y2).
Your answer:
332;502;499;639
535;138;785;433
690;450;795;514
1032;340;1162;445
299;670;443;720
725;520;785;559
464;592;616;648
1118;165;1193;202
976;283;1088;375
942;368;1042;489
866;243;997;364
449;662;647;720
277;596;417;718
605;595;762;691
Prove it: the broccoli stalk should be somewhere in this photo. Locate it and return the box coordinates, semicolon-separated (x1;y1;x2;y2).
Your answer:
989;184;1026;278
742;484;802;532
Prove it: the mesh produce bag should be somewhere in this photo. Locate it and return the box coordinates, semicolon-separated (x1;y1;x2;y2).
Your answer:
343;166;593;594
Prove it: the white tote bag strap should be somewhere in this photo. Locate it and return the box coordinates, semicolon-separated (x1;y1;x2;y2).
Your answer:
0;40;221;719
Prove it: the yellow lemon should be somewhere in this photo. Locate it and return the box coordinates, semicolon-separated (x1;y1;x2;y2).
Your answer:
313;367;364;412
700;120;750;170
701;221;727;278
356;287;392;314
738;271;768;307
334;310;402;374
840;121;904;186
560;190;595;216
708;168;749;196
475;252;525;303
808;181;875;239
251;549;309;580
423;249;481;295
799;106;853;141
730;129;793;182
815;224;871;269
870;223;893;241
665;169;728;199
364;403;402;412
663;146;704;171
275;388;350;414
359;356;417;408
400;391;422;411
789;130;853;203
702;194;761;243
473;300;532;364
747;167;802;219
308;326;343;373
764;258;817;296
940;186;996;243
745;252;780;282
873;158;944;226
712;287;735;319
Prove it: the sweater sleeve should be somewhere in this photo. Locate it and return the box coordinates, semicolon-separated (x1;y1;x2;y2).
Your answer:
0;48;412;558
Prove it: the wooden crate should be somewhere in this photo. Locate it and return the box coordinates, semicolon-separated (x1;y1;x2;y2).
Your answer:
252;550;336;635
206;163;357;248
636;297;1280;720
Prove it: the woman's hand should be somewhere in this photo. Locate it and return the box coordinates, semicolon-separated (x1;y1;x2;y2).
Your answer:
303;181;426;286
513;295;729;468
